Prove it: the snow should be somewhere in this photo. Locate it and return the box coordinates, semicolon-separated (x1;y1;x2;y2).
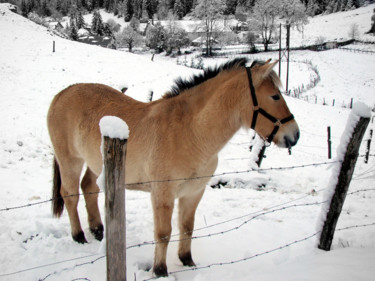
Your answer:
99;116;129;139
0;3;375;281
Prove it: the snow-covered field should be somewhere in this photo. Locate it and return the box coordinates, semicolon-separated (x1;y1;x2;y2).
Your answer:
1;3;375;281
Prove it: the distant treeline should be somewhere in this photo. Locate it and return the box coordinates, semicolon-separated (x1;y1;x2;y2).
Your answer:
1;0;372;21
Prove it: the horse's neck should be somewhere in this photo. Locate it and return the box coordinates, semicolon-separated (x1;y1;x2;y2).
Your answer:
188;70;248;157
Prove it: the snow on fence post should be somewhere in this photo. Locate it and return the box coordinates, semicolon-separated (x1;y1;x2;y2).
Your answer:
317;103;371;251
99;116;129;281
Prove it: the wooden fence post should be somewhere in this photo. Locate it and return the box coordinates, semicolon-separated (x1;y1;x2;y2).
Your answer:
100;117;128;281
318;116;370;251
53;41;55;53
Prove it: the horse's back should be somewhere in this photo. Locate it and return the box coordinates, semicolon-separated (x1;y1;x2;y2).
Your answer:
47;83;144;175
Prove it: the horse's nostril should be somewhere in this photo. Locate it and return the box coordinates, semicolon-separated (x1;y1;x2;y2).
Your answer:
295;131;300;142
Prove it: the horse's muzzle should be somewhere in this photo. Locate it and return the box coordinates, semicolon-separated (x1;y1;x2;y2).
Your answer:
275;122;300;148
284;131;300;148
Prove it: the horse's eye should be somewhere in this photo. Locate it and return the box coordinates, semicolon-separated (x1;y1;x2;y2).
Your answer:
271;94;280;101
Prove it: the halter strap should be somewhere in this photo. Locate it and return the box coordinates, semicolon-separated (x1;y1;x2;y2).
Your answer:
245;66;294;144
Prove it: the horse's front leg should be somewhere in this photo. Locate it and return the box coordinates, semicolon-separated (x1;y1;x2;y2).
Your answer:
151;184;175;277
178;187;205;267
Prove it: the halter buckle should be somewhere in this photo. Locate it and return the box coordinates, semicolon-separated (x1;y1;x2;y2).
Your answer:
253;105;260;111
275;120;282;127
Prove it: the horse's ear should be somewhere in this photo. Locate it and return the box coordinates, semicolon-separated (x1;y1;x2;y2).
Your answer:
258;60;279;80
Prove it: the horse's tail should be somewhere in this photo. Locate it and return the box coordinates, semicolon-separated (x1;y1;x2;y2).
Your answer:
52;157;64;217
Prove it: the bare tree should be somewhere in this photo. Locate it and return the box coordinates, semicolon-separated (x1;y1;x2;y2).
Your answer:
348;23;359;39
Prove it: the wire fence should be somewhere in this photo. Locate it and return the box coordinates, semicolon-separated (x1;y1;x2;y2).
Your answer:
1;136;374;279
338;46;375;55
1;186;374;281
0;161;343;213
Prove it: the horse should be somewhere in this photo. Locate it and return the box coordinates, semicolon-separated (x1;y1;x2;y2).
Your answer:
47;58;299;277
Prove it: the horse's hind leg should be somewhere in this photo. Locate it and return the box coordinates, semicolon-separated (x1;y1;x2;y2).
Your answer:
81;167;104;241
59;158;87;243
178;188;205;267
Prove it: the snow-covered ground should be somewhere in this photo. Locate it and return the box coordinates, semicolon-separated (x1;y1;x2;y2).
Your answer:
0;3;375;281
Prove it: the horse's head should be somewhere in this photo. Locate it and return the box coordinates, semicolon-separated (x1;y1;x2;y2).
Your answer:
244;60;299;148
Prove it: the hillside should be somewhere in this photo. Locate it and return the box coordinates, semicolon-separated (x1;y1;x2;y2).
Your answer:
0;3;375;281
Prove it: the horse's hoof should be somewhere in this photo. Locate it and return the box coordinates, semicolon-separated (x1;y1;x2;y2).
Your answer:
179;252;196;267
153;264;168;277
73;231;88;244
90;224;104;241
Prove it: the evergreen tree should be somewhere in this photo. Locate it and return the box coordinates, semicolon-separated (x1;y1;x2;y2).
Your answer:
21;0;28;17
125;0;134;21
145;0;158;19
345;0;354;10
183;0;195;15
76;10;85;29
306;0;319;16
92;10;104;35
225;0;237;15
70;23;79;40
174;0;185;19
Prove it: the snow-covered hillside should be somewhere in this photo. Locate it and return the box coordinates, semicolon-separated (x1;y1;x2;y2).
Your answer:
0;3;375;281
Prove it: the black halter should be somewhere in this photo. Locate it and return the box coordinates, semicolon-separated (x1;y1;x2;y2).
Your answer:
245;66;294;144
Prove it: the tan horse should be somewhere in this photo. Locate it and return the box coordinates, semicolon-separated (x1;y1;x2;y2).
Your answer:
47;58;299;277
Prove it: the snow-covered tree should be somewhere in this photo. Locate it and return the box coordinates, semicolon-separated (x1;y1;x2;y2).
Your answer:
252;0;279;51
116;26;143;52
193;0;226;56
146;22;167;52
279;0;308;30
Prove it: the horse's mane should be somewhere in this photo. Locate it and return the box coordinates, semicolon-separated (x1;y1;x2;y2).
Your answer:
164;57;249;99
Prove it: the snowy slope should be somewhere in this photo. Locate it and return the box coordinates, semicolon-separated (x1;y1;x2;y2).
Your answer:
1;4;375;281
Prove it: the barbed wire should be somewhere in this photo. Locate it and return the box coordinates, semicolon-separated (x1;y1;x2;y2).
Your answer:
0;161;341;213
2;188;373;281
38;255;105;281
126;187;375;249
0;253;100;279
143;222;375;281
